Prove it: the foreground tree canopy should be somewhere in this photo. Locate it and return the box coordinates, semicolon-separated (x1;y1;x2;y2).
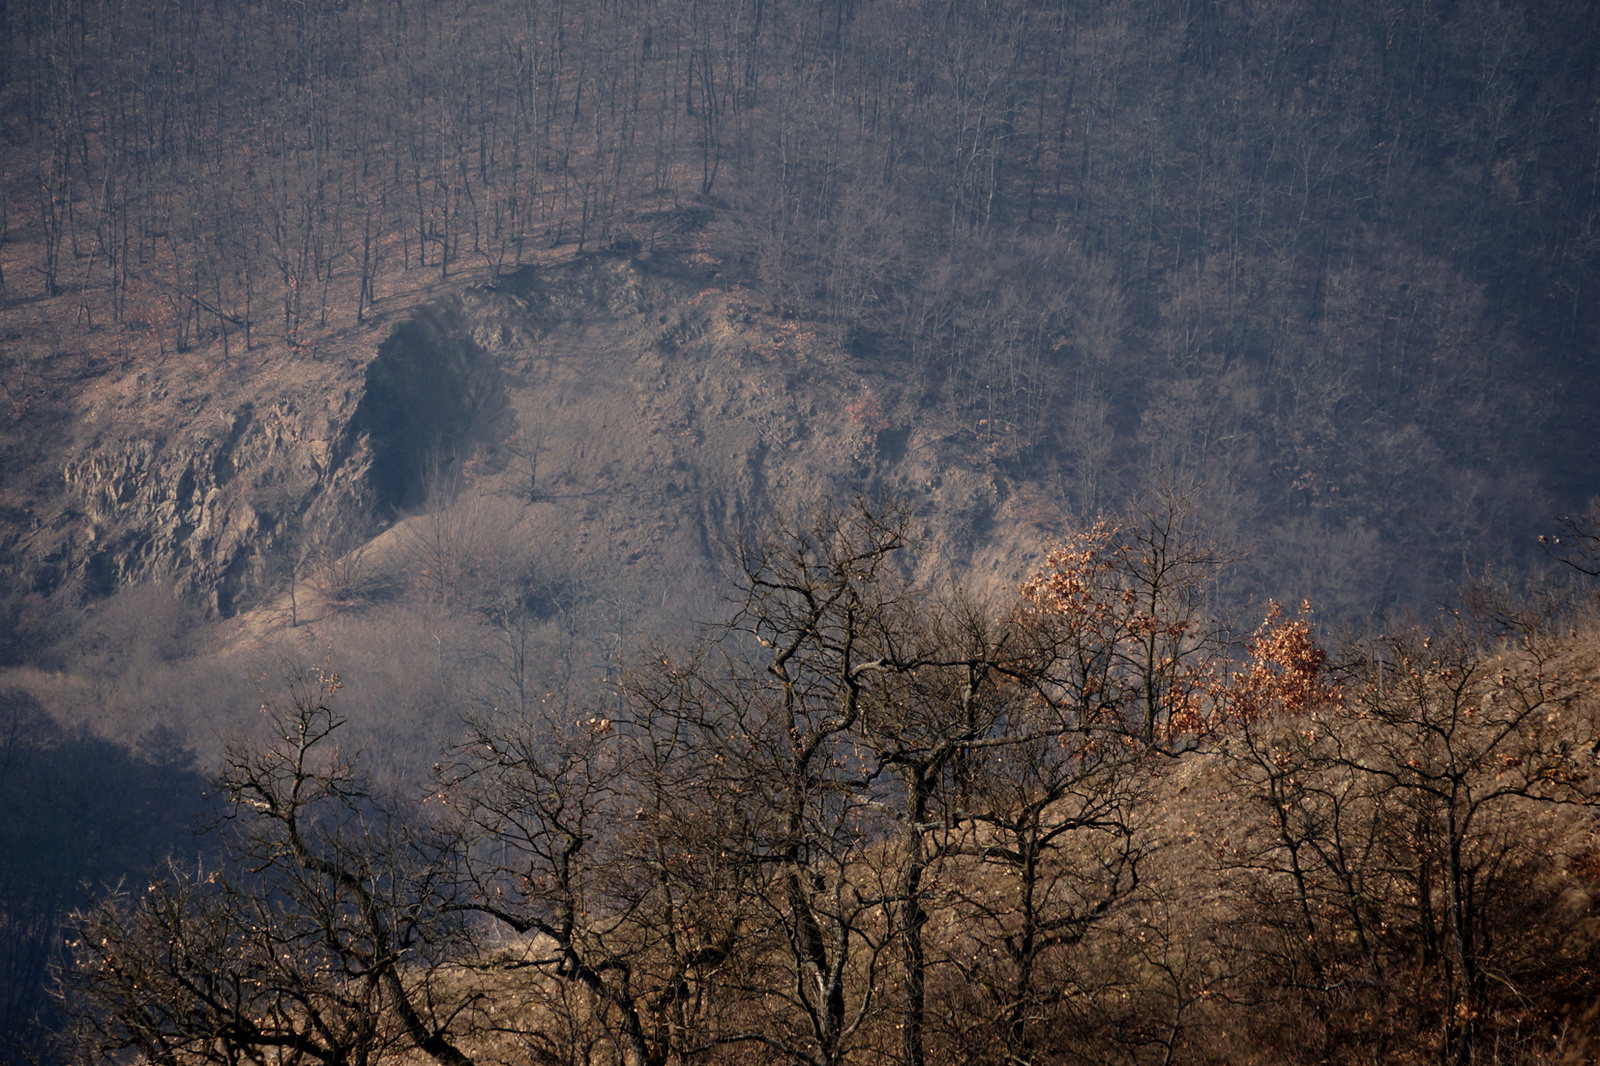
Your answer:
61;501;1600;1066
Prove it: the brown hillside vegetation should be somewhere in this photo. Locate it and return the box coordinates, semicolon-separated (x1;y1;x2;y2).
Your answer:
60;502;1600;1066
5;0;1600;1059
4;0;1600;647
0;254;1062;779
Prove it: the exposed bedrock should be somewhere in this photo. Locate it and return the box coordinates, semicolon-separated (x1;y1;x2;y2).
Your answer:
38;255;1020;619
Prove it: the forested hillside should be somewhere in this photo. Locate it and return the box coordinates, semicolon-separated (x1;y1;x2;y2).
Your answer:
2;0;1600;1061
2;0;1598;618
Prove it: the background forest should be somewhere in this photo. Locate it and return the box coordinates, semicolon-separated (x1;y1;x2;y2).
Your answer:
2;0;1600;1061
3;0;1599;608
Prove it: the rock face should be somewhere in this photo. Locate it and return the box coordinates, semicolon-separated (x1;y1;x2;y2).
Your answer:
37;279;528;616
29;253;1044;621
58;386;373;614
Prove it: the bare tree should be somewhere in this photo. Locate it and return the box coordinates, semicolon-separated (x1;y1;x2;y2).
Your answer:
443;695;751;1066
504;423;550;503
1224;611;1600;1064
928;718;1147;1066
62;668;479;1066
1543;500;1600;579
400;473;508;611
620;498;1176;1066
618;498;915;1066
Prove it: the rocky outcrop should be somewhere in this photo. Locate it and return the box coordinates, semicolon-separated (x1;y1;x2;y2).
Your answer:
32;252;1035;621
36;271;542;614
59;389;373;614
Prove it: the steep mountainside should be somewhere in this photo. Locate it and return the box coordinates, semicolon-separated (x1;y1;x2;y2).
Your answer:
7;252;1071;632
5;0;1599;655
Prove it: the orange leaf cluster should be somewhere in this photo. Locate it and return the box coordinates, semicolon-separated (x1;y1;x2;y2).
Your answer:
1225;600;1340;725
1018;520;1217;744
1017;523;1336;744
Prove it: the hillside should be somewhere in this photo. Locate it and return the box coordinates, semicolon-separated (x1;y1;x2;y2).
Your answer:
3;0;1600;1058
3;0;1599;652
54;503;1600;1066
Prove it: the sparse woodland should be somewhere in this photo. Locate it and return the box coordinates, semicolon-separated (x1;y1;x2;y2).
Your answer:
3;0;1600;1061
51;500;1600;1066
1;0;1598;610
